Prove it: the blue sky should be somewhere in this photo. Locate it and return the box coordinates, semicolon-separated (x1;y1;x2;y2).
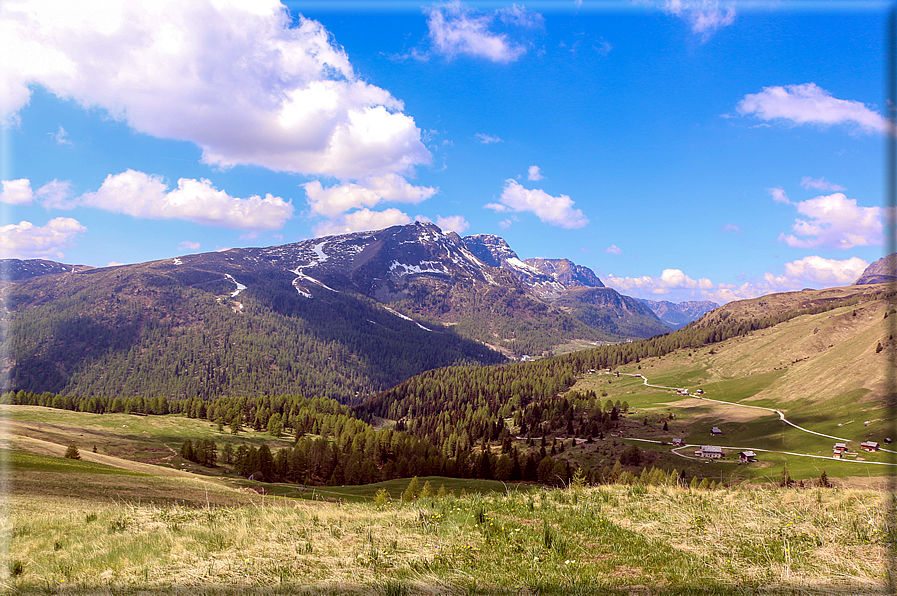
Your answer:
0;0;890;303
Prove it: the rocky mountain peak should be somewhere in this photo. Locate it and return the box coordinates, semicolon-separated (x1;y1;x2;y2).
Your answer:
523;258;604;289
460;234;518;268
854;253;897;286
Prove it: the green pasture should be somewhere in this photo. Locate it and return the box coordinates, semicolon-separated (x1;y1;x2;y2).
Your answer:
5;448;146;476
4;405;294;467
237;476;536;503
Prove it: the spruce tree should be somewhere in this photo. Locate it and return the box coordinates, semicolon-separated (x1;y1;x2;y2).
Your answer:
64;443;80;460
402;476;420;502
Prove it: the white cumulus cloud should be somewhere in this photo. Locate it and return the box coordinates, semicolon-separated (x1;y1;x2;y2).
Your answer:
783;255;868;285
604;255;869;304
0;0;430;178
0;217;86;259
527;165;544;181
424;1;539;63
736;83;889;135
0;179;35;205
436;214;469;234
778;193;882;250
80;170;293;230
314;208;412;237
303;174;437;219
35;179;75;209
0;178;74;208
487;179;588;229
605;244;622;255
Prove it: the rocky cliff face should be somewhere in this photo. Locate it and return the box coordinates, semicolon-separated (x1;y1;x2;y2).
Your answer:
460;235;606;301
853;254;897;286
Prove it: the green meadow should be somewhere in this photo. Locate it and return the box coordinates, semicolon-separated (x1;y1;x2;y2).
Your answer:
567;300;895;485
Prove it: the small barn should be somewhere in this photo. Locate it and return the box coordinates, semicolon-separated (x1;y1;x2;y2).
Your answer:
695;445;723;459
738;451;757;463
860;441;879;452
710;427;722;436
833;443;848;458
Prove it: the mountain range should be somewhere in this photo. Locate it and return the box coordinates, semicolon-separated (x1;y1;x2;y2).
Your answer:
1;222;717;401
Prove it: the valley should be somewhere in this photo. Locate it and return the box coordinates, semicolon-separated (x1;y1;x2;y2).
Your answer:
0;227;893;594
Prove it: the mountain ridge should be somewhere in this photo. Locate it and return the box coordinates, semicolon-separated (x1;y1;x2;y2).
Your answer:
1;222;677;400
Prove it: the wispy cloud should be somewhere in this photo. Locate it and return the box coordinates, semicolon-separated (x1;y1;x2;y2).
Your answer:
654;0;736;41
49;126;72;146
179;240;200;251
800;176;846;192
605;244;622;255
424;1;542;63
737;83;889;135
476;133;503;144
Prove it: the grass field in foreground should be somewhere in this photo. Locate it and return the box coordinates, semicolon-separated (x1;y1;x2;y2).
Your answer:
3;478;890;595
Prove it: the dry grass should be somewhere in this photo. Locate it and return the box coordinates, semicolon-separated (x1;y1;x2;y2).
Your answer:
2;482;890;595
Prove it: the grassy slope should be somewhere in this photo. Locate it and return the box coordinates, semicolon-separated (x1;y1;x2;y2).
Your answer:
3;476;887;594
1;380;890;593
566;297;895;484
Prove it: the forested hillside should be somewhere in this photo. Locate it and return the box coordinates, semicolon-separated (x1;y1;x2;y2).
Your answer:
6;281;892;489
1;223;678;401
2;261;503;402
357;283;894;461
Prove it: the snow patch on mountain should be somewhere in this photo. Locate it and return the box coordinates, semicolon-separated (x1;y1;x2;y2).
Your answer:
224;273;246;297
290;268;339;294
506;257;543;275
309;241;329;266
389;260;449;276
383;306;432;332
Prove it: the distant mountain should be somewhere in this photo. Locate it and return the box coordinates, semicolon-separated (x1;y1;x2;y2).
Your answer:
854;254;897;286
460;234;670;337
638;299;719;329
558;288;673;338
0;222;674;401
461;234;568;299
0;259;91;283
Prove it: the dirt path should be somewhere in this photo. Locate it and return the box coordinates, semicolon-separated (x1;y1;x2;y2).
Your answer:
620;373;852;442
10;434;199;477
614;373;896;466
